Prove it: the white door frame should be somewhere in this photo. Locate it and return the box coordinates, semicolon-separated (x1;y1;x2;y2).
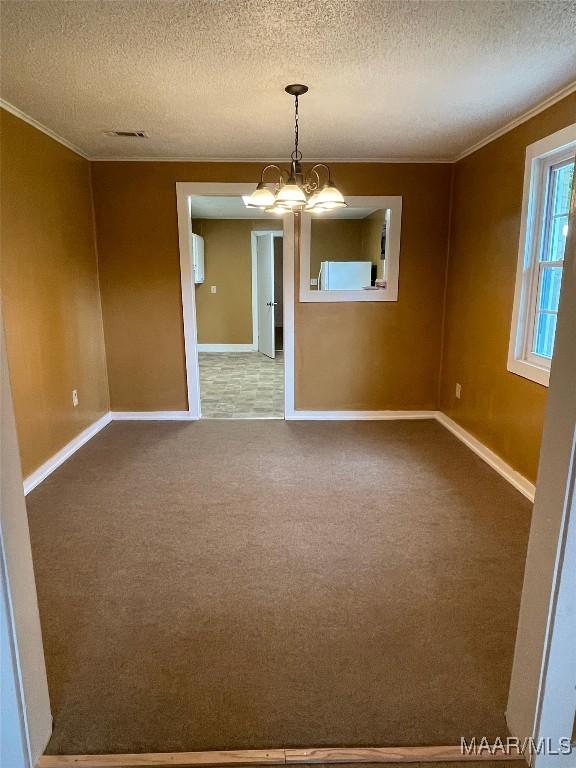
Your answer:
176;183;295;419
251;230;284;354
1;305;52;768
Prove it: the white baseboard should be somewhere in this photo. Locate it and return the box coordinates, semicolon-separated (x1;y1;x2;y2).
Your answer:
23;412;112;495
111;411;195;421
287;410;437;421
435;412;535;501
197;344;256;353
22;407;535;503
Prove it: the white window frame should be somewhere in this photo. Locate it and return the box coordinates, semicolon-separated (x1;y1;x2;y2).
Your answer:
508;123;576;386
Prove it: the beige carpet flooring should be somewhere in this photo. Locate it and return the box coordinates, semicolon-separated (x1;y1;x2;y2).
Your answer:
25;420;532;756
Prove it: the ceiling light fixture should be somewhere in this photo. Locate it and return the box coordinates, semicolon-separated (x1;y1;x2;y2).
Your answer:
244;84;346;214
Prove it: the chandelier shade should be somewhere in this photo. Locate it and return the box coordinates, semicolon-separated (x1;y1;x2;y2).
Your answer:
244;85;346;214
275;182;307;206
313;184;347;209
244;182;276;208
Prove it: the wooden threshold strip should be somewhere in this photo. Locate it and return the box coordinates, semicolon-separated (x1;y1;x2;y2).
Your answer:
37;745;525;768
286;746;523;762
37;751;285;768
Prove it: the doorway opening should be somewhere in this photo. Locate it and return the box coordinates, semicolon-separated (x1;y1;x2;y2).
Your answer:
182;191;288;419
253;230;285;359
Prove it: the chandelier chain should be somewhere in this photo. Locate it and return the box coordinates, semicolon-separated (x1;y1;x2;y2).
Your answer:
292;95;302;161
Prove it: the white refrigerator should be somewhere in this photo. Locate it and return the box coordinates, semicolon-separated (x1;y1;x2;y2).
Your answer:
319;261;372;290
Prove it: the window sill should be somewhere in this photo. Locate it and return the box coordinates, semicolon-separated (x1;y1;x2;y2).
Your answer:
507;357;550;387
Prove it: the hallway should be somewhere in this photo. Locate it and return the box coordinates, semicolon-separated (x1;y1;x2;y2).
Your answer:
199;352;284;418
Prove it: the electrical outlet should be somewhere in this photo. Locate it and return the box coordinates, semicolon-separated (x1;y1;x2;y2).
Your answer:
455;383;462;400
210;285;217;294
310;278;318;286
72;389;79;407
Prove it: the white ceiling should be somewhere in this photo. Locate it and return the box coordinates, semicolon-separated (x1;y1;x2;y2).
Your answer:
1;0;575;161
190;196;377;219
191;196;272;219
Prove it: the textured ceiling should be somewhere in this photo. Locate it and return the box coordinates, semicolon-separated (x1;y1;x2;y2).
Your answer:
191;196;275;219
1;0;575;161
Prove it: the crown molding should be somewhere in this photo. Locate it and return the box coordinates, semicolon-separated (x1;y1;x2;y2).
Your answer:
0;98;90;159
89;156;452;163
3;79;575;166
453;79;576;162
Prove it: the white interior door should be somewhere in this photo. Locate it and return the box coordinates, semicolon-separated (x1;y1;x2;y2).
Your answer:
256;234;275;359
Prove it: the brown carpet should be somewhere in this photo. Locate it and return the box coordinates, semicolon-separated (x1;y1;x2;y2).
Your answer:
25;420;532;755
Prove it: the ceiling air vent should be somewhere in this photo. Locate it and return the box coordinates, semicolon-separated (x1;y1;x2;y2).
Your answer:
104;130;149;138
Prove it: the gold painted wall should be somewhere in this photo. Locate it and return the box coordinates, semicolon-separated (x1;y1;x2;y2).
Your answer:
192;219;254;345
192;218;281;344
310;219;364;278
91;161;452;412
361;210;386;280
92;163;261;410
296;164;452;410
309;212;386;281
0;109;109;476
439;92;576;482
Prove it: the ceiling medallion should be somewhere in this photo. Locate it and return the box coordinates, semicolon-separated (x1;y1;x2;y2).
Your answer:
244;84;347;214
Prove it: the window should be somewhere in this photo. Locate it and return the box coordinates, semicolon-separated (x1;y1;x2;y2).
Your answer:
508;125;575;386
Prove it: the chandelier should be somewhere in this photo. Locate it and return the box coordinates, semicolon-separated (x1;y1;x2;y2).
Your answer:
244;84;347;214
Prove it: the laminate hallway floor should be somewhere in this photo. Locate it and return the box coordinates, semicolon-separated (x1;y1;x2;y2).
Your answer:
25;419;532;756
199;351;284;418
